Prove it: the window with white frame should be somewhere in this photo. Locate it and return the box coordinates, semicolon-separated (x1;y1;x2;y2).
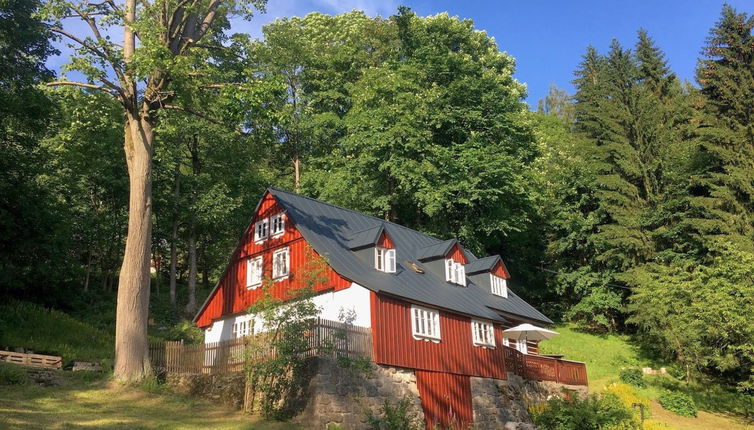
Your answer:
232;320;250;338
375;247;396;273
246;256;263;289
502;337;510;347
445;259;466;286
491;274;508;297
471;320;495;348
411;305;441;342
270;213;285;237
272;247;289;279
517;339;529;354
254;218;269;242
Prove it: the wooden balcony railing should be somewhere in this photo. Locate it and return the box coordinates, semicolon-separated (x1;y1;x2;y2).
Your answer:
503;345;588;386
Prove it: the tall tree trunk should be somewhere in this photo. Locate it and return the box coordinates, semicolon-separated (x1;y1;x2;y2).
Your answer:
293;156;301;193
169;162;180;305
114;111;154;382
84;246;93;293
184;136;200;315
201;245;210;290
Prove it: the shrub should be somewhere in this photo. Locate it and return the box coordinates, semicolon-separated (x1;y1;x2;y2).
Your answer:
619;368;646;388
643;420;674;430
365;398;421;430
0;362;28;385
530;392;638;430
658;391;697;417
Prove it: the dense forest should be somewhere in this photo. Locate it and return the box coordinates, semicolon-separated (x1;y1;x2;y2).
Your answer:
1;0;752;389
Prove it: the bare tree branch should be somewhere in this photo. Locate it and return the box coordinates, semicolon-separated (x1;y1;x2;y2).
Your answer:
47;80;114;93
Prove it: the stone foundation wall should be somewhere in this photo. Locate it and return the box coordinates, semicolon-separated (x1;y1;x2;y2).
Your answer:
471;373;589;430
295;358;424;430
166;372;246;409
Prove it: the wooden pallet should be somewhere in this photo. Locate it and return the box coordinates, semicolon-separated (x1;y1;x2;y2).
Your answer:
0;350;63;369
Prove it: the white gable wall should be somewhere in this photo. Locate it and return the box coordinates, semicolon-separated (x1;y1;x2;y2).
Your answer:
203;282;372;344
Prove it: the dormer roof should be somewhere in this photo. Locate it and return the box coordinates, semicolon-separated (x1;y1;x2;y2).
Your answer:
347;224;386;250
416;239;459;261
465;255;505;276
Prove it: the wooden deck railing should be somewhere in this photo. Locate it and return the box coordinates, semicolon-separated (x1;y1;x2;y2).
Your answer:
503;346;588;386
149;317;373;375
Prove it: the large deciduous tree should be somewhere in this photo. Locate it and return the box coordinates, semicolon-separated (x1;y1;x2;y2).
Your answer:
41;0;266;381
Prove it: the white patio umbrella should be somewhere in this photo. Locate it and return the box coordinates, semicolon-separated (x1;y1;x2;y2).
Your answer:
502;323;559;342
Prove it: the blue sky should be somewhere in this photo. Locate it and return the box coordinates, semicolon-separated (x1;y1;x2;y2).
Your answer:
230;0;754;106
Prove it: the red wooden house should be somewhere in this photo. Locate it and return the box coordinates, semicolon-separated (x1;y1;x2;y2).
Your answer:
194;188;583;427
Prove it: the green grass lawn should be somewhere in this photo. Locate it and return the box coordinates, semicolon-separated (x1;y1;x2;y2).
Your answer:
541;324;754;430
0;369;300;430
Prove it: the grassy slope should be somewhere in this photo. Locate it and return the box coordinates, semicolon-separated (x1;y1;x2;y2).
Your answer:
540;325;754;430
0;371;300;430
0;301;114;364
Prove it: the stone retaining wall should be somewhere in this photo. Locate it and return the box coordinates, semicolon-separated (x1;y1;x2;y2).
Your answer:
471;373;589;430
166;372;246;409
295;358;424;430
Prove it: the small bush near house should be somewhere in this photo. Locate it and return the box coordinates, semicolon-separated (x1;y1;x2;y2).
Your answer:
619;368;646;388
365;397;421;430
530;392;638;430
0;362;28;385
658;391;697;417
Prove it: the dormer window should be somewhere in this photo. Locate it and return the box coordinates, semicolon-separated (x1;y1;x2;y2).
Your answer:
270;213;285;237
491;274;507;297
445;259;466;286
375;247;396;273
254;218;269;243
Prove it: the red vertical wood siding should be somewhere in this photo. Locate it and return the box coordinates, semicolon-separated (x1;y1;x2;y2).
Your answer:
371;294;507;379
447;243;468;264
416;370;473;429
491;260;510;278
376;231;394;248
195;192;352;328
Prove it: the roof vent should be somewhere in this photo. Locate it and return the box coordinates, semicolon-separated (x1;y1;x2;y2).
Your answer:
406;261;425;274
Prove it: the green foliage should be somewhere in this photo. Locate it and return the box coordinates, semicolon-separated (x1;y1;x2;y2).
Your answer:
658;391;697;417
530;392;638;430
244;248;327;419
365;397;421;430
0;300;113;364
0;363;29;386
619;369;646;388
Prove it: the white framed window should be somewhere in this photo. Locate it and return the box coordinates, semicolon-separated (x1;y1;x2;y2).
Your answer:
254;218;269;243
445;259;466;286
411;305;441;342
272;247;289;280
270;213;285;237
232;320;250;338
375;247;396;273
471;320;496;348
502;338;510;347
491;274;508;297
517;340;529;355
246;256;263;289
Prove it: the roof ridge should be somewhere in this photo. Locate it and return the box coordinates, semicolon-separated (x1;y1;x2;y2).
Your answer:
269;187;447;245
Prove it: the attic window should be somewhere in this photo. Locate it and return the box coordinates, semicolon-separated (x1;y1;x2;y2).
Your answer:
375;247;396;273
445;259;466;286
254;218;269;243
270;213;285;237
491;274;507;297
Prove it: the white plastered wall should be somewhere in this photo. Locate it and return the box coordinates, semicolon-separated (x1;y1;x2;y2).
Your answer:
203;282;372;344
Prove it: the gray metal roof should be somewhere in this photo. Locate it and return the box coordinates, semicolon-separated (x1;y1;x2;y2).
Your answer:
270;188;552;325
465;255;502;275
347;225;384;250
416;239;458;261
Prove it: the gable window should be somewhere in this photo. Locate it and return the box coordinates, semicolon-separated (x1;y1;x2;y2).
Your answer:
491;274;508;297
270;213;285;237
445;259;466;286
272;247;289;280
254;218;269;243
375;247;396;273
246;256;263;289
471;320;495;348
411;305;441;342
